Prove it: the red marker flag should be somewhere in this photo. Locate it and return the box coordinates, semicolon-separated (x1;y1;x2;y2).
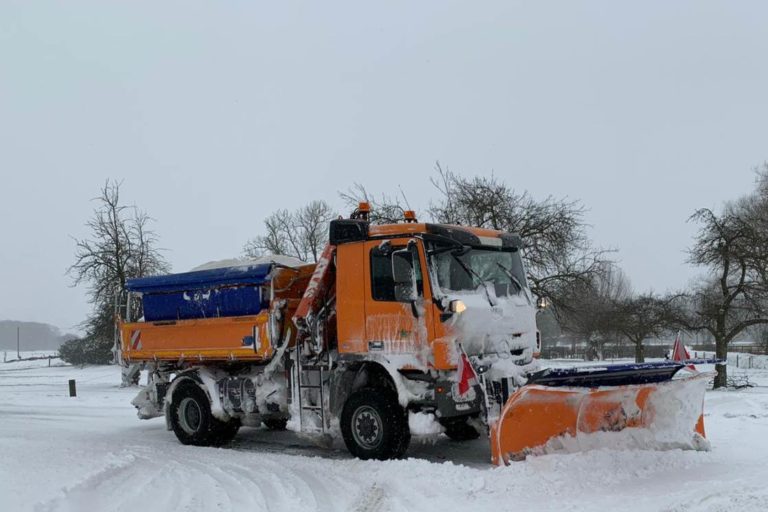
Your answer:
456;345;478;396
671;331;696;371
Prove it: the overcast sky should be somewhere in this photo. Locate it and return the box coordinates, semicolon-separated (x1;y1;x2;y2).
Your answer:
2;1;767;334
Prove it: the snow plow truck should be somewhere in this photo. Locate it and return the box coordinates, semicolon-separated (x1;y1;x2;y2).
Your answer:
119;203;711;464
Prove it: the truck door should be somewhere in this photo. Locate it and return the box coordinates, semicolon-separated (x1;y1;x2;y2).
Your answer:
363;238;435;355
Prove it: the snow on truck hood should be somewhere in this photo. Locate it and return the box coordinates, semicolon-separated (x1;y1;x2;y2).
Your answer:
447;289;537;357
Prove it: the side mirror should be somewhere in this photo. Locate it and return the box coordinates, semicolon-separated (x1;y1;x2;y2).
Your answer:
536;296;549;310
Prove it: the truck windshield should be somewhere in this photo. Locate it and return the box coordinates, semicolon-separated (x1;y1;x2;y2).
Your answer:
429;244;528;297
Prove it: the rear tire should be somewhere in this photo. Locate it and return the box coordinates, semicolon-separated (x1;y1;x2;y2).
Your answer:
441;418;480;441
341;388;411;460
169;380;239;446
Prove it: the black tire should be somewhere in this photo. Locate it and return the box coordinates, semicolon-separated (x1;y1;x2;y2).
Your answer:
169;380;240;446
341;387;411;460
441;418;481;441
263;417;288;431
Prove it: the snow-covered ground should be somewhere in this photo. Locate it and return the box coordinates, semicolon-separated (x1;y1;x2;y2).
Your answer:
2;359;767;512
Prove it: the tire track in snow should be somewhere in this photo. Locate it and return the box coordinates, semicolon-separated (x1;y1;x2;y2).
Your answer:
282;463;337;512
34;451;155;512
350;484;386;512
34;447;248;512
216;460;301;511
183;458;272;511
32;438;357;512
227;453;348;511
231;436;349;460
661;485;768;512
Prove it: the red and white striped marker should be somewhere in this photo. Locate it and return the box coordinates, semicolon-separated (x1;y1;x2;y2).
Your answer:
130;330;142;351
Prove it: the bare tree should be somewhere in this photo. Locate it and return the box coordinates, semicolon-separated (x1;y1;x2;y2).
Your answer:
556;262;631;360
127;209;167;288
677;196;768;387
339;183;410;224
68;180;168;363
243;211;291;257
428;164;612;312
296;201;336;262
244;200;336;262
615;294;673;363
746;323;768;354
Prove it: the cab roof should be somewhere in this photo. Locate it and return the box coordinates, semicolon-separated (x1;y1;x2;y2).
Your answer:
329;219;523;249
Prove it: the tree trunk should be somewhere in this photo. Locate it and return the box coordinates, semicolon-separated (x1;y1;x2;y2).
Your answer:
713;336;728;388
634;341;645;363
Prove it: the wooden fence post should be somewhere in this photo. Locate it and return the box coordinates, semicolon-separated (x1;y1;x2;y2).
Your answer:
68;379;77;397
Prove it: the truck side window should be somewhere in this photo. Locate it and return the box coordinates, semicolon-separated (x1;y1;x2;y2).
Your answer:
370;245;423;302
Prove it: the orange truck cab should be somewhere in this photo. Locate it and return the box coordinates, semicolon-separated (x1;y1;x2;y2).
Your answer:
120;205;541;460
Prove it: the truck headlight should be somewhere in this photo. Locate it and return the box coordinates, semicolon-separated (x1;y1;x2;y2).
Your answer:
449;300;467;314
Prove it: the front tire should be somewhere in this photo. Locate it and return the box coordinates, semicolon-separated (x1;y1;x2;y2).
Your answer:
341;388;410;460
169;380;239;446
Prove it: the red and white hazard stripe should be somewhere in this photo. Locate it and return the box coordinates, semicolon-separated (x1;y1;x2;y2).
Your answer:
130;330;142;351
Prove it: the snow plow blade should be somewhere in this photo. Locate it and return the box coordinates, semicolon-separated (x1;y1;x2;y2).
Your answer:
490;362;713;465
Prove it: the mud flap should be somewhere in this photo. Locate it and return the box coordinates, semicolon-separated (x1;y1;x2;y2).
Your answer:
489;372;711;465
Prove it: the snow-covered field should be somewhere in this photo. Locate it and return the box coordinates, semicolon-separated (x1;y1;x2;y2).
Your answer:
1;350;59;364
2;359;767;512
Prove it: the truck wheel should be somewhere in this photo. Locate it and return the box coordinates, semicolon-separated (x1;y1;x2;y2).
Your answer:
169;380;239;446
263;417;288;431
341;388;411;460
441;418;480;441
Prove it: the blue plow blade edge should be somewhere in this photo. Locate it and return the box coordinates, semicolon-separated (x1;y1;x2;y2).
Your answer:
526;359;725;388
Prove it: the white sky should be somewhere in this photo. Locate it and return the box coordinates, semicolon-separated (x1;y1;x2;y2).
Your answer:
1;1;767;333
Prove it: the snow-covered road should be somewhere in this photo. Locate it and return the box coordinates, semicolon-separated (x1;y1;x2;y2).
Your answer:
2;360;767;512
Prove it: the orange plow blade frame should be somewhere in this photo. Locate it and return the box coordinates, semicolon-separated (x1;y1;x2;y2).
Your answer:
490;372;710;465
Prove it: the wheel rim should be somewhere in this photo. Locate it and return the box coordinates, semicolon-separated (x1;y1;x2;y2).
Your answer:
179;397;202;434
351;405;383;449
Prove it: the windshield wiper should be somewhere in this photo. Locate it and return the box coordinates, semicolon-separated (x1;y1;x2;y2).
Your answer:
495;262;523;292
495;262;531;304
451;250;496;307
